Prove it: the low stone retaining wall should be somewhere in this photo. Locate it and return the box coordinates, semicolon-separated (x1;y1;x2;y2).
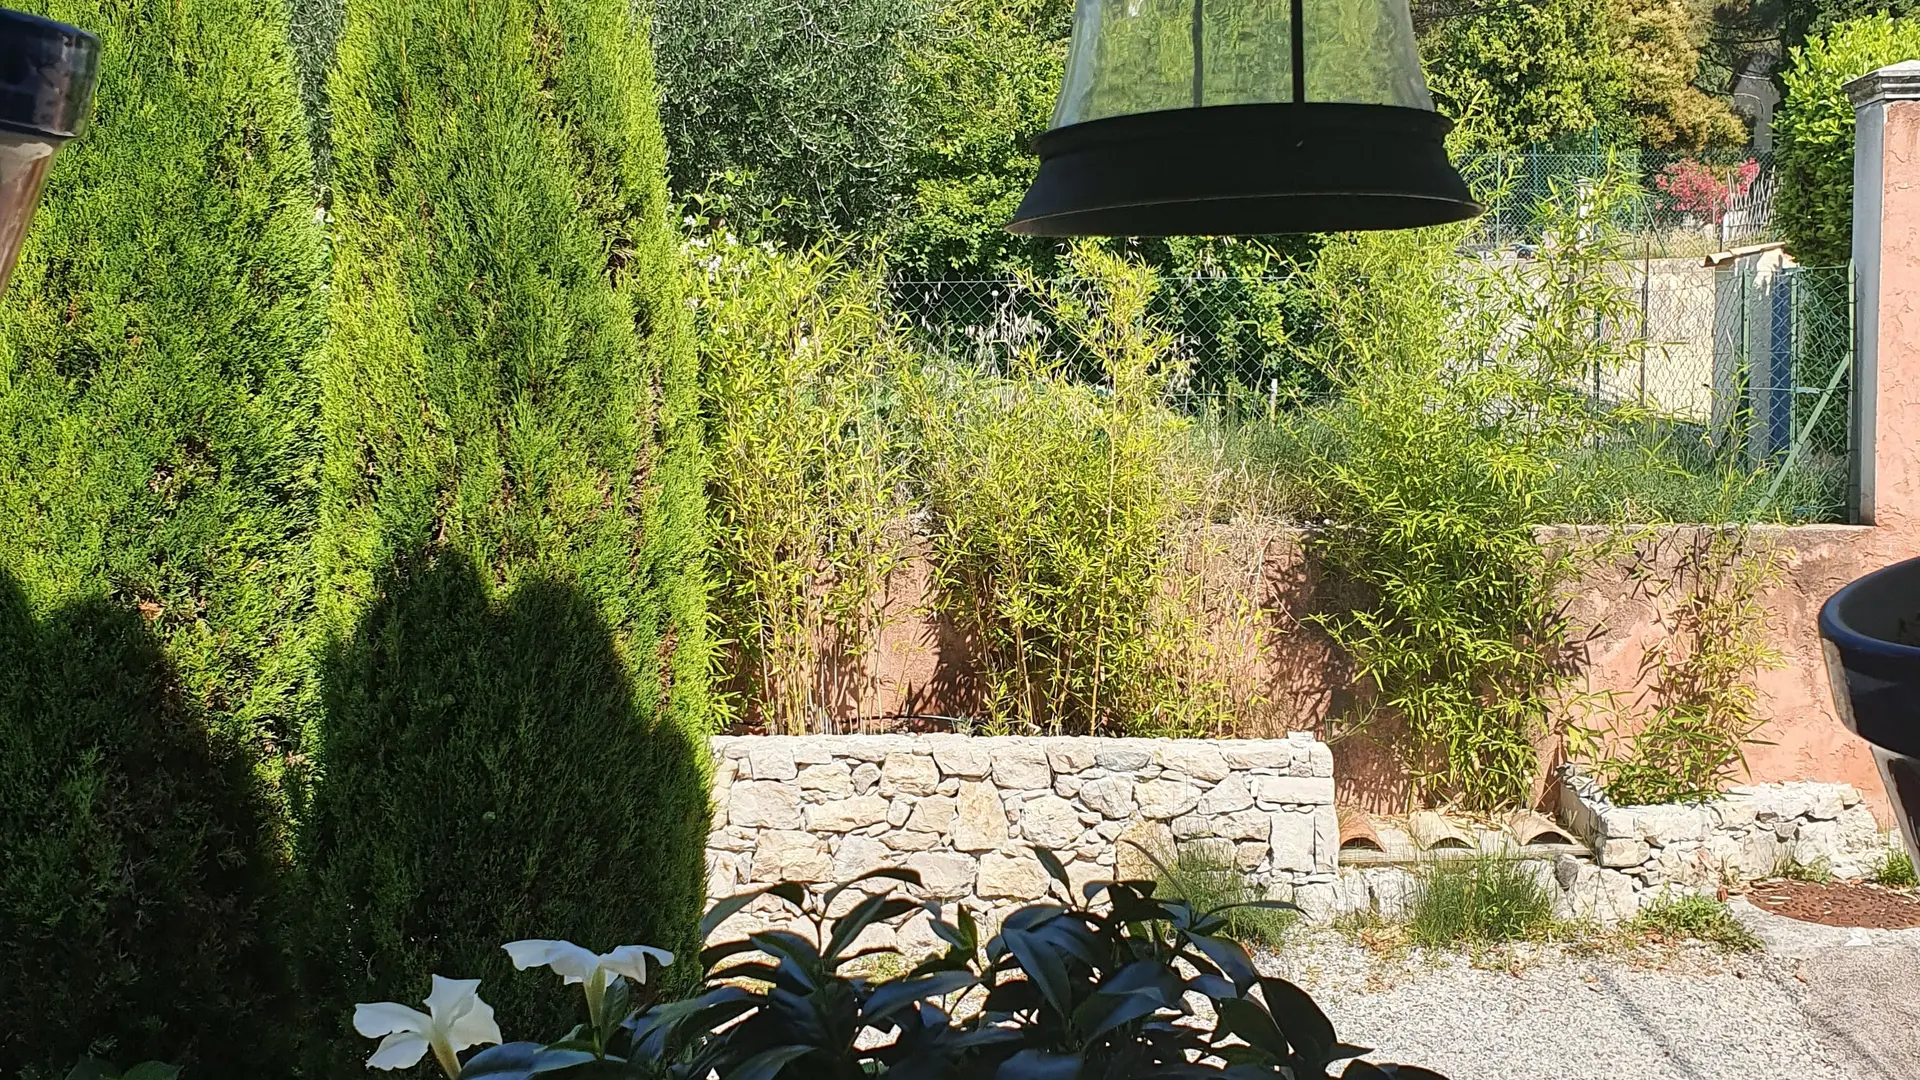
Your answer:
1293;772;1898;927
1557;766;1888;889
706;733;1336;947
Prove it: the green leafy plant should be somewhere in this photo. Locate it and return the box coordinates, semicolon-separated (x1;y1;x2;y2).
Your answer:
1589;528;1784;805
411;856;1451;1078
1869;847;1917;888
691;227;909;732
1279;171;1646;809
904;245;1220;734
1152;846;1298;949
1407;857;1558;948
1623;894;1761;950
1776;14;1920;266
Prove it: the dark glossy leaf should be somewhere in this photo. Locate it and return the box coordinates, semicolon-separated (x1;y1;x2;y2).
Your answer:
705;959;785;986
865;969;980;1023
702;883;805;940
119;1067;180;1080
1331;1042;1374;1061
1101;959;1174;996
600;976;631;1029
63;1063;115;1080
982;977;1043;1015
1261;976;1337;1067
1186;973;1236;1000
1002;902;1067;933
928;903;973;951
1340;1064;1390;1079
823;891;895;962
1071;988;1169;1040
999;928;1077;1018
1186;933;1258;995
458;1043;542;1079
996;1048;1083;1080
730;1044;814;1080
748;930;823;988
528;1048;599;1074
1215;997;1291;1062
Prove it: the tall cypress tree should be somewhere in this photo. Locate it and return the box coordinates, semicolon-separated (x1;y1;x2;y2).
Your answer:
0;0;323;1073
303;0;712;1059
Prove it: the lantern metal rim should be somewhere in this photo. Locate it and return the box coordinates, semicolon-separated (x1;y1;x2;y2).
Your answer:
1009;102;1482;237
0;9;101;142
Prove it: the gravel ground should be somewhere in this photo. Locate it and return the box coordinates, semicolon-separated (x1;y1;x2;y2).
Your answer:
1248;909;1920;1080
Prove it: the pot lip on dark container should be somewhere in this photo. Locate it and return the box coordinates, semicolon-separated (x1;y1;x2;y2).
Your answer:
1819;554;1920;758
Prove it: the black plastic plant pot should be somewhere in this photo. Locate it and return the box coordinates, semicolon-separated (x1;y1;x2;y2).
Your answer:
0;7;100;295
1819;555;1920;866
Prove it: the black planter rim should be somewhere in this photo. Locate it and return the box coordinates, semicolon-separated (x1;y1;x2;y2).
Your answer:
0;9;101;142
1819;555;1920;665
1009;101;1482;238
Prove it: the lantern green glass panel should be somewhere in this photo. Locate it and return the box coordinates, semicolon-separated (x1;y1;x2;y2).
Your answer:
1011;0;1479;236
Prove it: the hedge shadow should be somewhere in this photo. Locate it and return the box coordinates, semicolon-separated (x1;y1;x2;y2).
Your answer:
300;552;707;1067
0;570;293;1078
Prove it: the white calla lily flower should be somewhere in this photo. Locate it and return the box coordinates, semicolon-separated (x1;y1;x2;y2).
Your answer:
353;975;502;1078
503;939;674;1031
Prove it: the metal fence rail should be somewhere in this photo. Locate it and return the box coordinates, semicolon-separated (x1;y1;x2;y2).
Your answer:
890;260;1854;524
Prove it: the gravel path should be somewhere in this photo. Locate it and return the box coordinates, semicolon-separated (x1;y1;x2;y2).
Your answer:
1249;909;1920;1080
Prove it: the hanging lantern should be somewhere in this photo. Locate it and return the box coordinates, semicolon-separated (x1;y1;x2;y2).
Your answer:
1009;0;1479;237
0;8;99;295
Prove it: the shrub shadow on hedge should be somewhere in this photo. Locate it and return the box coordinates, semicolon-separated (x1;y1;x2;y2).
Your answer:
0;569;294;1078
299;551;706;1071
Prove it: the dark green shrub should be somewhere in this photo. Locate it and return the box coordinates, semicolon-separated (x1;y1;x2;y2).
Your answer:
0;0;322;1071
460;860;1453;1078
306;0;712;1065
1776;14;1920;267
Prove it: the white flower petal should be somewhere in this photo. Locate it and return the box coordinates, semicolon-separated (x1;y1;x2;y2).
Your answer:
598;944;675;985
366;1030;431;1070
353;1001;432;1039
445;991;503;1051
424;974;484;1023
502;939;599;984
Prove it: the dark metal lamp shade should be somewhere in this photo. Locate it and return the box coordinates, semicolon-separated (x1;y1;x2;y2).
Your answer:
1010;0;1479;237
0;7;100;295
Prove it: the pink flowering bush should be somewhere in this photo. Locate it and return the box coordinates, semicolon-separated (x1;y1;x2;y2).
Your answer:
1656;158;1760;223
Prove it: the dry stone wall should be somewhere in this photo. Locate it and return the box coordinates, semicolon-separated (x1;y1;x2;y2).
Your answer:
707;734;1336;949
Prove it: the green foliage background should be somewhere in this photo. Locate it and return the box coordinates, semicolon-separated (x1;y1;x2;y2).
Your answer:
0;0;324;1072
300;0;712;1064
1776;13;1920;267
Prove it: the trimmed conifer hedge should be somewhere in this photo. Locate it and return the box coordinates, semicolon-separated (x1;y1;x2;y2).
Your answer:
0;0;324;1073
302;0;712;1062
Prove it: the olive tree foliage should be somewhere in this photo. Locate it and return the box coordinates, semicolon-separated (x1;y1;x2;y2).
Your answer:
651;0;939;244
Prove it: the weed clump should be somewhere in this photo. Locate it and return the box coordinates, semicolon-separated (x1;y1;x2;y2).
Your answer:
1407;857;1558;948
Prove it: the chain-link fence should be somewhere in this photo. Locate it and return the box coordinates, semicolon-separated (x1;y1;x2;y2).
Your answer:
1461;147;1778;257
890;259;1854;524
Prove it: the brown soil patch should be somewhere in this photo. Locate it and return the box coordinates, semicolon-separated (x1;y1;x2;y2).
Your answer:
1743;880;1920;929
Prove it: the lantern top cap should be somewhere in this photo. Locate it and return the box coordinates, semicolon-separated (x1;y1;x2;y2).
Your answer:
0;9;101;142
